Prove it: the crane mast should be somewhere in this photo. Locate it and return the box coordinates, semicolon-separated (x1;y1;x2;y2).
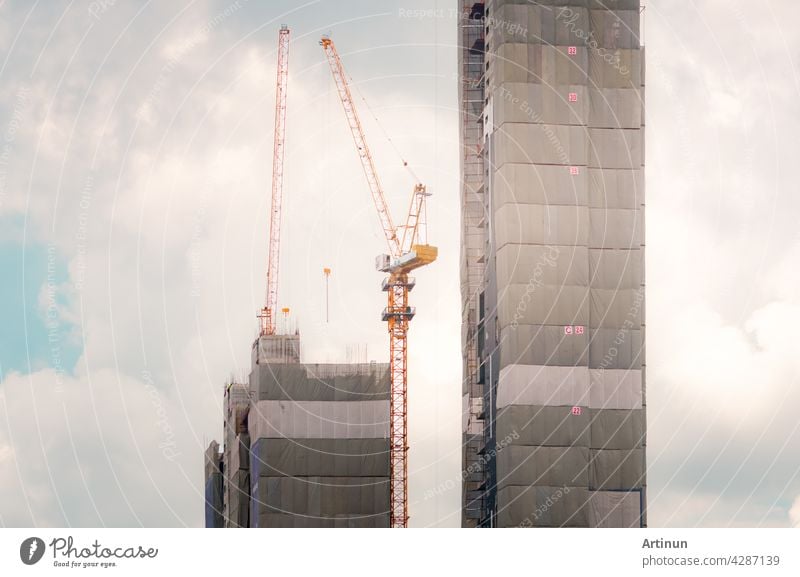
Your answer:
321;35;437;528
260;25;290;336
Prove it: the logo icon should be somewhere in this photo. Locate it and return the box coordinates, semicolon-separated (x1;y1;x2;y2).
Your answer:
20;537;46;565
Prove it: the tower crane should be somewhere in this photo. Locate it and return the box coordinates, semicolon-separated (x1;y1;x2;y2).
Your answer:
259;25;290;336
321;35;437;528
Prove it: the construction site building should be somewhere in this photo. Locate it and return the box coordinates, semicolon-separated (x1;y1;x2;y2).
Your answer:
204;440;224;528
459;0;646;527
205;334;391;528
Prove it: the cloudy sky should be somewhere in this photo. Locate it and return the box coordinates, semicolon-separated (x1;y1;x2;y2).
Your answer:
0;0;799;528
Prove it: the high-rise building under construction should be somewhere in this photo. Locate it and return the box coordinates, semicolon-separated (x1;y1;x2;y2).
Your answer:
459;0;646;527
205;335;392;528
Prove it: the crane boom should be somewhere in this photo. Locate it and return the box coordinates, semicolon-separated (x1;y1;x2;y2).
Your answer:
321;35;437;529
320;37;400;257
260;25;290;336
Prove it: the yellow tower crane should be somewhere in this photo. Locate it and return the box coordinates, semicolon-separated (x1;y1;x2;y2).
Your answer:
320;35;437;528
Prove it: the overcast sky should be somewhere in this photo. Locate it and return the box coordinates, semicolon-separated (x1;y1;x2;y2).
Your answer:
1;0;799;528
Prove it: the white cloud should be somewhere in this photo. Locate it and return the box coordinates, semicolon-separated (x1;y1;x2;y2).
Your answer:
790;495;800;528
0;0;462;527
650;489;791;528
3;0;800;528
0;368;204;526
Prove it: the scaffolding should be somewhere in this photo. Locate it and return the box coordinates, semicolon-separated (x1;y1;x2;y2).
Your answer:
459;0;487;527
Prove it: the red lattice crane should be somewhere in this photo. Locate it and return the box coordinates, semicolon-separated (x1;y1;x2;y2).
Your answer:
259;25;290;336
321;35;437;528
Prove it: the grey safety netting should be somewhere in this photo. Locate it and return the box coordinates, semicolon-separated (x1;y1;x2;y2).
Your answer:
204;440;220;480
496;404;645;446
587;128;642;169
222;384;250;527
589;328;643;369
250;363;390;401
493;124;588;167
248;400;389;440
252;334;301;365
497;365;589;407
222;422;251;528
205;472;224;529
589;448;645;490
497;244;589;285
498;485;642;529
204;441;223;528
248;437;390;527
494;164;589;209
499;284;590;327
496;445;590;488
589;409;645;449
250;476;390;528
587;49;641;89
252;477;390;515
234;343;393;528
497;486;591;527
588;248;642;288
589;88;642;129
589;168;643;208
493;82;588;127
497;405;591;447
496;365;642;409
589;369;642;409
227;470;250;528
203;335;394;528
588;208;642;248
480;0;645;527
501;324;589;367
250;438;389;478
587;490;641;527
488;41;590;88
229;434;250;473
495;204;590;249
256;513;390;528
459;0;489;527
589;288;642;326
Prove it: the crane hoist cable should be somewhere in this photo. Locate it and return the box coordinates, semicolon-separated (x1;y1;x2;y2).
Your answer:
346;73;422;184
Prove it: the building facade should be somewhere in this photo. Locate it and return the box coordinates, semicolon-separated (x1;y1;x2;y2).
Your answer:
460;0;646;527
206;335;391;528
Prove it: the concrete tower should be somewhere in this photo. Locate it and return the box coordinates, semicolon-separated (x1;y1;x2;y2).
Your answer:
459;0;646;527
